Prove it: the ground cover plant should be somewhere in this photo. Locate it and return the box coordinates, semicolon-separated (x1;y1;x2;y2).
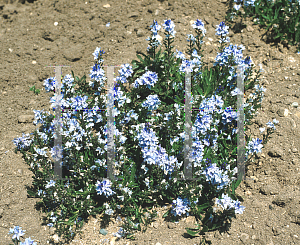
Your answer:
226;0;300;52
10;18;279;245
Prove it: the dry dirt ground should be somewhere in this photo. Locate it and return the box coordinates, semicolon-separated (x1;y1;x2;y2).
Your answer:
0;0;300;244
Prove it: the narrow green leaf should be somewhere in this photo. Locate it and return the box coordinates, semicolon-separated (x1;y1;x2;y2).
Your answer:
186;228;200;236
27;189;37;197
162;210;169;218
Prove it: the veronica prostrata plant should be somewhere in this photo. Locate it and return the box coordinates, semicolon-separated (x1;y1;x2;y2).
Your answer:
12;19;278;244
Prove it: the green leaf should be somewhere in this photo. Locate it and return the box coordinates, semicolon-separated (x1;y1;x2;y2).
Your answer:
186;227;200;236
211;223;220;230
136;54;145;63
231;178;242;196
27;189;37;197
274;32;284;39
197;202;210;212
65;210;80;225
162;210;170;218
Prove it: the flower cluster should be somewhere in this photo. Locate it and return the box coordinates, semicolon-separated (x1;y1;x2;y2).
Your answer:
8;226;37;245
146;20;163;50
95;179;116;198
133;123;182;176
171;197;191;217
12;133;34;151
200;163;237;191
214;193;245;214
133;71;158;89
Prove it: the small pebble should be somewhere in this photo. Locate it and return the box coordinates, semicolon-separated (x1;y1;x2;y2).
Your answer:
291;102;298;108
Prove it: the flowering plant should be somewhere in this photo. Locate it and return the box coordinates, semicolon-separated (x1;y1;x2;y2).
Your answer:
226;0;300;52
12;19;278;244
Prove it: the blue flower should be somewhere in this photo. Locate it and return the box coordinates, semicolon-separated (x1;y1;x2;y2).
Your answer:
8;226;26;240
187;34;196;43
95;179;116;198
234;4;242;11
175;49;186;60
43;77;56;92
246;138;263;156
20;237;37;245
231;87;243;96
162;19;176;37
89;63;106;85
92;47;105;61
244;0;256;7
45;180;56;189
214;44;246;67
147;21;163;48
179;59;195;73
215;21;229;37
149;20;161;36
266;121;276;130
114;64;133;84
215;193;235;210
221;107;238;124
142;94;161;111
133;71;158;89
34;147;48;157
200;163;231;190
191;19;206;36
33;109;50;126
171;197;190;217
215;193;245;214
234;200;246;214
12;133;34;151
67;95;89;110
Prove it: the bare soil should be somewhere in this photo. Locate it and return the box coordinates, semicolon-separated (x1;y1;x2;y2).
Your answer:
0;0;299;244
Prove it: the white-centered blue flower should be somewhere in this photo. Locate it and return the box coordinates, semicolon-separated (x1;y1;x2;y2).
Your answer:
171;197;190;217
246;138;263;157
215;193;245;214
244;0;256;7
20;237;37;245
45;180;56;189
8;226;26;241
141;94;161;111
95;179;116;198
12;133;34;151
191;19;206;36
149;20;161;36
234;4;241;11
266;121;276;130
162;19;176;37
133;71;158;89
259;127;266;133
231;87;243;96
